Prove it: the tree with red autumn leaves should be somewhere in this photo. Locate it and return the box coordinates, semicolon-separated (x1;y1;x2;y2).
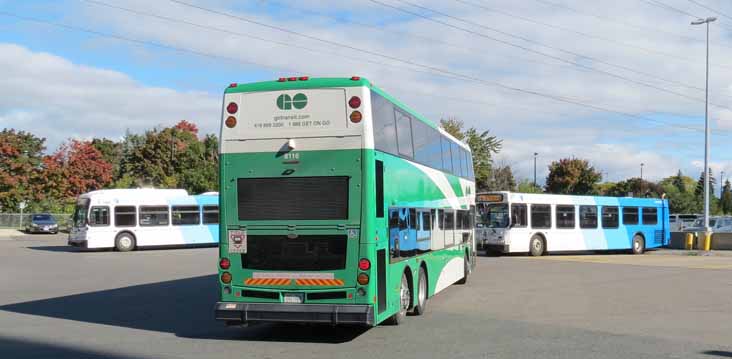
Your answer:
42;140;113;202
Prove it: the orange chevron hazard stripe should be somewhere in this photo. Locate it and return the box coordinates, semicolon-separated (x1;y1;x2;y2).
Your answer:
295;278;344;286
244;278;291;286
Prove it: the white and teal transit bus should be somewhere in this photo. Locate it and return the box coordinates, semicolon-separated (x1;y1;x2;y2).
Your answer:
68;189;219;251
214;76;476;326
476;192;670;256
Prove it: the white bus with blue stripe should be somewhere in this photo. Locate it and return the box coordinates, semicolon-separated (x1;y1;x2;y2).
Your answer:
68;189;219;251
476;192;670;256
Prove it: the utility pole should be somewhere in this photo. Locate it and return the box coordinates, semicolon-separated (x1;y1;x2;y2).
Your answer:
691;16;717;249
533;152;538;188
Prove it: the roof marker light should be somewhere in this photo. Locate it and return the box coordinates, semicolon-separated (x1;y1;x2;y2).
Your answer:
298;76;309;81
287;77;297;81
351;76;360;81
228;83;237;88
277;77;286;82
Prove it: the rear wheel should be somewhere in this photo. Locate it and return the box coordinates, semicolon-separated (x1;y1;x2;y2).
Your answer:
632;235;645;255
115;233;136;252
386;272;410;325
412;267;428;316
529;235;545;257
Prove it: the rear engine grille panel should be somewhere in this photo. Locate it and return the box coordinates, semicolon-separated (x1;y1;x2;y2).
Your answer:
242;235;347;271
237;177;349;220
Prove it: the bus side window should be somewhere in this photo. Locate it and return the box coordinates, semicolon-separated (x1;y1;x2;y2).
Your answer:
511;204;528;227
579;206;598;229
172;205;200;226
202;205;219;224
114;206;136;227
139;206;169;226
642;207;658;225
444;210;455;246
601;206;619;229
388;208;401;259
89;206;110;227
438;209;445;230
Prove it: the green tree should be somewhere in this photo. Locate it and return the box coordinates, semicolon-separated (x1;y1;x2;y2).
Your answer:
604;178;663;198
117;121;218;193
91;138;122;179
0;129;46;212
694;169;719;214
486;165;516;191
721;180;732;214
517;179;542;193
545;158;602;195
439;118;501;191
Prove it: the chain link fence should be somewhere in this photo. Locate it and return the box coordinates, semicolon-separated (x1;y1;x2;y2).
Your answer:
0;213;72;231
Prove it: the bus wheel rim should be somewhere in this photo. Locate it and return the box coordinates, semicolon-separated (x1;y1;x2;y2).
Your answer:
120;237;131;248
400;277;410;311
418;273;426;305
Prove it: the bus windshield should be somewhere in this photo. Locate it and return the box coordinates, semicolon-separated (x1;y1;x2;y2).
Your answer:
480;203;509;228
72;198;90;227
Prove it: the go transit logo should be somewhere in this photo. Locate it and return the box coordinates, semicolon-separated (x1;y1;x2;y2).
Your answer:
277;93;308;110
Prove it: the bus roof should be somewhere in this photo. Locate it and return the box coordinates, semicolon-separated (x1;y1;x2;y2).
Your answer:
78;189;217;202
224;77;470;151
478;191;667;206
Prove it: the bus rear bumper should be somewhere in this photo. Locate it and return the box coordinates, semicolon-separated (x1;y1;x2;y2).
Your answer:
214;302;374;326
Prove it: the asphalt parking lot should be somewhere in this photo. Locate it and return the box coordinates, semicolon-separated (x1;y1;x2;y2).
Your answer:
1;233;732;359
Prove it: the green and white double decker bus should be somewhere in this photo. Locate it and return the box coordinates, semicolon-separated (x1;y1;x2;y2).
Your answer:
214;76;476;326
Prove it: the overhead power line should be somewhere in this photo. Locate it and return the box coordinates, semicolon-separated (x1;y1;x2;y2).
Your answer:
686;0;732;21
640;0;700;18
261;0;582;72
81;0;708;135
165;0;722;133
0;5;720;135
370;0;732;111
457;0;710;70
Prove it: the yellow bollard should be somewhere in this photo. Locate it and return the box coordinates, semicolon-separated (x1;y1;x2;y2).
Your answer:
685;232;694;250
704;232;712;251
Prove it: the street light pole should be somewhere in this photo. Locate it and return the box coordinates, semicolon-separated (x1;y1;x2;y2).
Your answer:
640;163;644;197
721;170;725;197
640;163;644;181
533;152;538;188
692;16;716;244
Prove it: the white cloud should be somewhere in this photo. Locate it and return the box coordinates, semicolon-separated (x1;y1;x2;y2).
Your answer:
0;43;219;150
4;0;732;180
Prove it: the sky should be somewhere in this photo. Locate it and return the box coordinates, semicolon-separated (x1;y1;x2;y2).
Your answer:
1;0;732;188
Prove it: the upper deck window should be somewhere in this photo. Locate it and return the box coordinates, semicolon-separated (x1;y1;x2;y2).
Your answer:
395;109;414;158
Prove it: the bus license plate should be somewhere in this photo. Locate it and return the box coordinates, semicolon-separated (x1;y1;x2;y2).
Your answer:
283;293;303;304
228;230;247;254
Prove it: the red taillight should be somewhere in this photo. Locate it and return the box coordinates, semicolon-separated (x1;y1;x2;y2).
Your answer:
277;77;286;82
287;77;297;81
351;76;360;81
348;96;361;109
225;116;237;128
226;102;238;114
221;272;232;284
298;76;309;81
228;83;237;88
350;111;362;123
357;273;369;285
358;258;370;271
219;258;231;270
